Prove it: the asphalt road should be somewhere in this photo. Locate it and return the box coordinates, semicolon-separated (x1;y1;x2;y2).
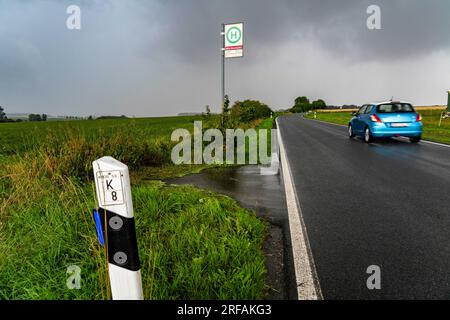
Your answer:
278;115;450;299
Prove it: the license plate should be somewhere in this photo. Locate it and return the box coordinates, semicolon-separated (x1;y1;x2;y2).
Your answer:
391;123;408;128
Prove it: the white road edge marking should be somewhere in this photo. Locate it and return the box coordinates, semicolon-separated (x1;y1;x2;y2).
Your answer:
305;116;450;149
276;118;323;300
413;139;450;148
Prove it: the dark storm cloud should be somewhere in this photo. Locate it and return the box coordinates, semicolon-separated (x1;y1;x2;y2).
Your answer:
0;0;449;116
152;0;450;63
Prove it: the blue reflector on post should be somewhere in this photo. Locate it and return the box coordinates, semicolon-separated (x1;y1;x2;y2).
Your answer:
93;208;105;247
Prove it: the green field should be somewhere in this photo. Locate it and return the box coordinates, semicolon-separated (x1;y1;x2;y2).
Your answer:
304;109;450;144
0;116;269;300
0;116;204;156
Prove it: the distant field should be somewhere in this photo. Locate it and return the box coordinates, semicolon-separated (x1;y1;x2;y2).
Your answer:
304;108;450;145
0;115;269;300
0;116;205;156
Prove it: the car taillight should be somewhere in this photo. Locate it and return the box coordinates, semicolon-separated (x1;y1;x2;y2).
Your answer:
370;114;382;123
416;113;422;122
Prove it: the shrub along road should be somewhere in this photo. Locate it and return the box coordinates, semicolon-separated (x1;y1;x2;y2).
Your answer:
278;115;450;299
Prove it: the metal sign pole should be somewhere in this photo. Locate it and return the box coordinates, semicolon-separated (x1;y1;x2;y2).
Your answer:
93;156;143;300
221;23;226;114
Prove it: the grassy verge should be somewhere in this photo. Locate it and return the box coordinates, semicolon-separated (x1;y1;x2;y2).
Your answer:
304;109;450;145
0;115;269;300
0;175;266;299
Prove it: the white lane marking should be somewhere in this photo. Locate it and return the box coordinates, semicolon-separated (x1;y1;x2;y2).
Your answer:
276;118;322;300
304;117;450;149
422;140;450;148
305;117;347;128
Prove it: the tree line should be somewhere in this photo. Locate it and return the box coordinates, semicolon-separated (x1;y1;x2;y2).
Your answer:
28;114;48;122
0;106;15;123
202;95;326;128
0;106;49;123
290;96;327;113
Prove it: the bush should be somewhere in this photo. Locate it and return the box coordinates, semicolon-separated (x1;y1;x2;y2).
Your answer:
230;100;272;123
311;99;327;110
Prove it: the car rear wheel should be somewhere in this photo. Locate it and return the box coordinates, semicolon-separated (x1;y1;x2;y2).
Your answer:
364;127;373;143
410;137;421;143
348;125;355;138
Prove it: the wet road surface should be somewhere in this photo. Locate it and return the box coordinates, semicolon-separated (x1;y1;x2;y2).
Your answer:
278;115;450;299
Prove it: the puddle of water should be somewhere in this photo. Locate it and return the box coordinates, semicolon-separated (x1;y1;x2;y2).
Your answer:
166;165;286;225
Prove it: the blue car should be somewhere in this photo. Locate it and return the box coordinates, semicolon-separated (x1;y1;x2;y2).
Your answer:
348;101;423;143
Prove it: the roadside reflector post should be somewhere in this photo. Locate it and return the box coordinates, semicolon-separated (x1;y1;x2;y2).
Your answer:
93;156;143;300
447;90;450;112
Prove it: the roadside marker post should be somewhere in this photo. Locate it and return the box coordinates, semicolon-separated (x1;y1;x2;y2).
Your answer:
93;156;144;300
439;90;450;127
447;90;450;112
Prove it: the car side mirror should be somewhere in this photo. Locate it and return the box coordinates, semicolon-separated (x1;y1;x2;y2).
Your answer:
352;112;357;116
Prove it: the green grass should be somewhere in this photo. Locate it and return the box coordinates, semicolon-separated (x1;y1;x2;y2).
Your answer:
304;109;450;144
0;177;266;299
0;116;205;156
136;182;266;299
0;115;269;300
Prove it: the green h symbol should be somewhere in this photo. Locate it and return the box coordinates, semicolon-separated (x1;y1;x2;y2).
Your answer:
227;27;241;44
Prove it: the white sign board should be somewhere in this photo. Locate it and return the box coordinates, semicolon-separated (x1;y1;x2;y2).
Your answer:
93;156;134;218
224;23;243;58
95;170;124;206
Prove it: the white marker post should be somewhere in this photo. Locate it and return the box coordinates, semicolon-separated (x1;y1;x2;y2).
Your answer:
447;90;450;113
93;156;143;300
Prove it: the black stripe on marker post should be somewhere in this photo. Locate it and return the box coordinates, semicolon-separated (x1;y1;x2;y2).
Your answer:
99;208;141;272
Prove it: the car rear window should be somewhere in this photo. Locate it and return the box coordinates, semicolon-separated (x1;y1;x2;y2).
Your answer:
376;103;415;113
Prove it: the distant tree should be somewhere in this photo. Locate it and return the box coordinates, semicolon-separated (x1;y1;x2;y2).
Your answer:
219;95;232;131
42;114;47;121
223;95;230;114
231;100;273;123
96;115;128;120
29;114;42;122
295;96;310;106
88;115;93;120
290;96;327;113
0;106;7;122
290;96;312;114
311;99;327;110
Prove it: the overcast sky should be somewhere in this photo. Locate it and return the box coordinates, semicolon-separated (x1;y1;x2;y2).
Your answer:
1;0;449;117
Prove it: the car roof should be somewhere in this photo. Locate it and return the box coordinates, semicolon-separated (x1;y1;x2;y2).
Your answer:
365;101;412;106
